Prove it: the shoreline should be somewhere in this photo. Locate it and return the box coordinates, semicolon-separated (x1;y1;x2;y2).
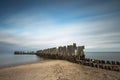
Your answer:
0;59;51;69
0;61;41;69
0;60;120;80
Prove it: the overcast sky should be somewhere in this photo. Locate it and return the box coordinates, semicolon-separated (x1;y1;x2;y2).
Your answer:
0;0;120;53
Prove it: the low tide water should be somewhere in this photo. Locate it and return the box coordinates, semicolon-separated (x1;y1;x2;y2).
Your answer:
0;52;120;68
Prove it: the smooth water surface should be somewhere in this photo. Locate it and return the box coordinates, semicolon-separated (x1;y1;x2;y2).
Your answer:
0;52;120;68
0;53;42;68
86;52;120;61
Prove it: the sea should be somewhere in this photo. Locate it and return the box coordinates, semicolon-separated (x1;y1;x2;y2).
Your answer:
0;52;120;68
0;53;43;68
85;52;120;61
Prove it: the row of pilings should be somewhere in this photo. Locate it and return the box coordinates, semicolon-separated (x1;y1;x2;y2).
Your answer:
14;51;35;55
36;43;85;61
36;52;81;63
36;53;120;72
36;43;120;72
14;43;120;72
78;58;120;72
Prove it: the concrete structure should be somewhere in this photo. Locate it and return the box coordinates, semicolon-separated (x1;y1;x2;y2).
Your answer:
36;43;85;59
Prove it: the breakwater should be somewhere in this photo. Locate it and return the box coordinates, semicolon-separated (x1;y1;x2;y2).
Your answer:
14;43;120;72
14;51;35;55
36;43;85;60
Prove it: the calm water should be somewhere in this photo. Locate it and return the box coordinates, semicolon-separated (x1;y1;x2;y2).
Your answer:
85;52;120;61
0;53;43;68
0;52;120;68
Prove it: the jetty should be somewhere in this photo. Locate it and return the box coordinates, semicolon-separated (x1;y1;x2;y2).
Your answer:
14;43;120;72
14;51;35;55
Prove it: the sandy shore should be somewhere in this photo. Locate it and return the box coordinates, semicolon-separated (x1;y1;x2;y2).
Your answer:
0;60;120;80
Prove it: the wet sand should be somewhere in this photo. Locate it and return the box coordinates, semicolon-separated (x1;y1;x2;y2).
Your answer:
0;60;120;80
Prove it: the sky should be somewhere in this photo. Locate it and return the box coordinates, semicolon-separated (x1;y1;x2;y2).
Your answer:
0;0;120;53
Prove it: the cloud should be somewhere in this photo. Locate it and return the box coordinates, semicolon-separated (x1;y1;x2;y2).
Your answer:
1;17;120;52
0;41;35;54
0;0;120;52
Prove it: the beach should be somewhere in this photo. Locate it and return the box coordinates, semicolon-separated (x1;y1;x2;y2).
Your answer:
0;60;120;80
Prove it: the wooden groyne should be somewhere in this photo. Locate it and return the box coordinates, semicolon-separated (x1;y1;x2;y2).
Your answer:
14;43;120;72
36;43;85;60
36;43;120;72
77;58;120;72
14;51;35;55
